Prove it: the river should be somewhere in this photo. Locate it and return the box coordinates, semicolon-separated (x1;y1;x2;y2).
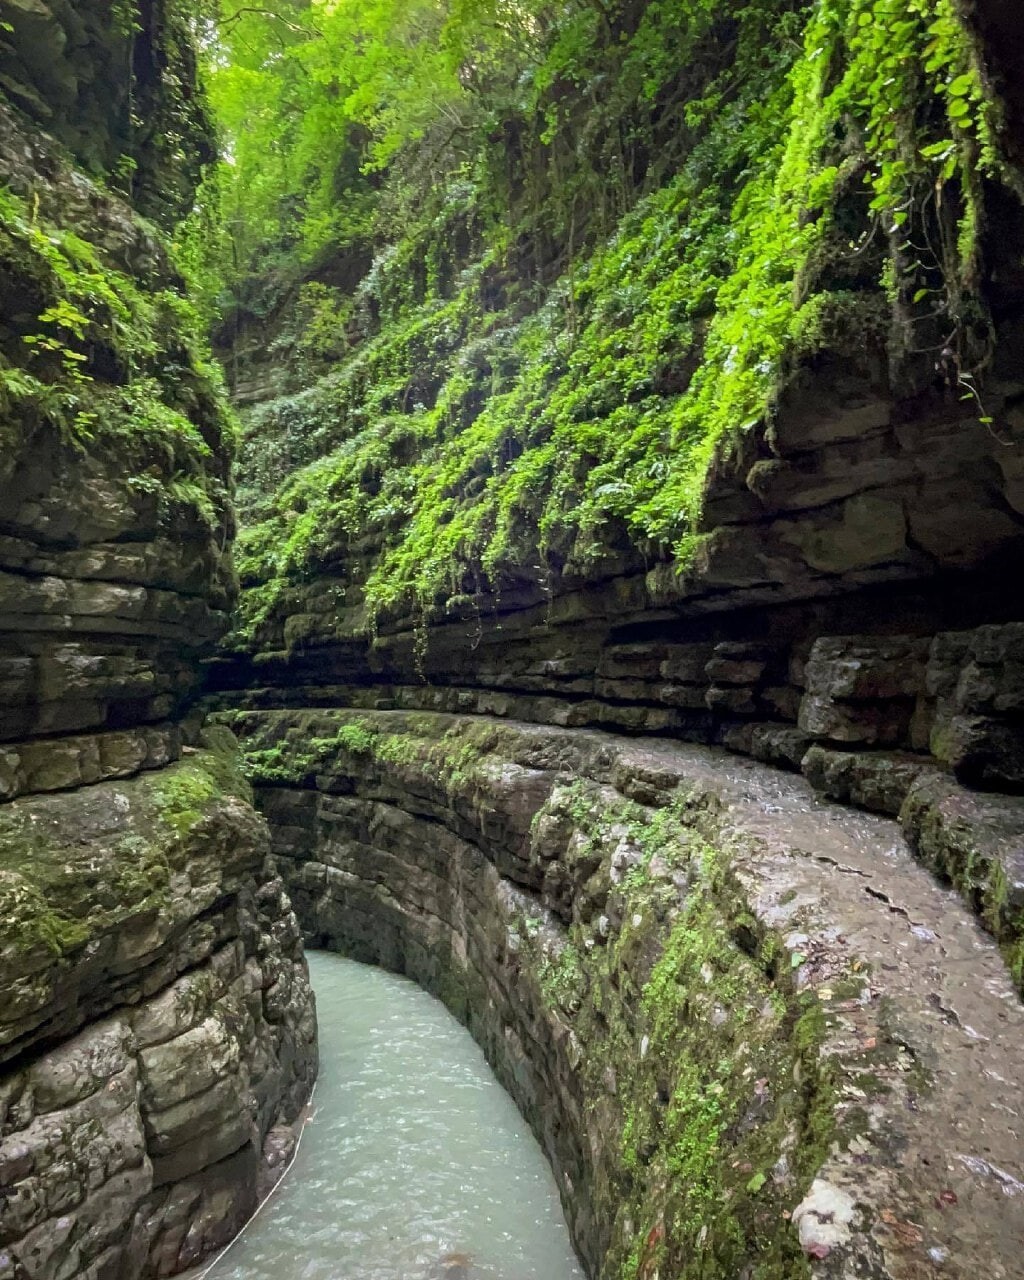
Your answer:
205;951;585;1280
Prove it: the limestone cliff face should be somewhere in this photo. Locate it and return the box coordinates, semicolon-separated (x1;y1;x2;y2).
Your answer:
0;6;317;1276
217;239;1024;991
217;0;1024;834
0;738;317;1279
0;0;213;225
0;88;235;793
223;707;1024;1280
2;1;1024;1277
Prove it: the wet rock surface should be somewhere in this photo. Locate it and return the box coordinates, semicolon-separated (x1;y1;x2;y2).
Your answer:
215;606;1024;816
0;741;317;1280
225;706;1024;1280
0;91;235;760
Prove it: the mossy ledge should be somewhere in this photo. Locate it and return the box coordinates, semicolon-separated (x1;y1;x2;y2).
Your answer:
221;707;1024;1278
0;731;257;1064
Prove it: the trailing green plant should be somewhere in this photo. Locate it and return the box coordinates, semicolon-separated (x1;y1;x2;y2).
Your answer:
201;0;1020;649
0;183;235;526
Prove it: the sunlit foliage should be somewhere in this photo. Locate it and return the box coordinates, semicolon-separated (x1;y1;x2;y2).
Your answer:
188;0;1019;641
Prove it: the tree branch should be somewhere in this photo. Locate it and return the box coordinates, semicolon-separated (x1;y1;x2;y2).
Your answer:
217;7;316;37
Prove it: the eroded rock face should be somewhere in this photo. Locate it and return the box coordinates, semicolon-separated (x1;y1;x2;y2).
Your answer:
219;251;1024;805
0;47;233;774
0;11;319;1277
215;261;1024;797
0;738;317;1279
0;0;213;226
224;707;1024;1280
216;613;1024;810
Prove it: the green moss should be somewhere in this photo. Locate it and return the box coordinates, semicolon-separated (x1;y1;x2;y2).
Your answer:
537;938;585;1013
235;713;494;794
514;788;840;1279
228;0;1013;654
0;808;100;958
221;710;899;1278
0;871;94;959
910;807;1024;998
0;183;234;528
240;719;379;784
112;834;173;903
0;750;244;968
153;763;220;837
1005;938;1024;992
985;858;1024;992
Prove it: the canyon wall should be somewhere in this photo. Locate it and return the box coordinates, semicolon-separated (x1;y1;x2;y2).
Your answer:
206;3;1024;1273
1;0;1024;1278
0;736;316;1279
223;706;1024;1280
0;5;317;1276
207;2;1024;1273
215;0;1024;841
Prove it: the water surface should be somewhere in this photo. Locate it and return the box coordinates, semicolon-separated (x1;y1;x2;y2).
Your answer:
208;951;584;1280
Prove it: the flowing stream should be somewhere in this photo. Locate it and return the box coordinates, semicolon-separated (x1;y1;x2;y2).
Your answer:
207;951;585;1280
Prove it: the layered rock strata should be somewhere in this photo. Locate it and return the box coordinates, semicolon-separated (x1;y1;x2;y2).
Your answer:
216;376;1024;817
0;10;318;1274
217;136;1024;813
225;706;1024;1280
215;608;1024;980
0;88;235;778
0;734;317;1280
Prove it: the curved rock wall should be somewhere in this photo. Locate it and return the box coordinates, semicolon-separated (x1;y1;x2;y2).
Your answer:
215;375;1024;816
214;1;1024;821
2;3;1022;1278
226;706;1024;1280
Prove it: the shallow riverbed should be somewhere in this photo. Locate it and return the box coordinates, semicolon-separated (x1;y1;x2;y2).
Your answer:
206;951;584;1280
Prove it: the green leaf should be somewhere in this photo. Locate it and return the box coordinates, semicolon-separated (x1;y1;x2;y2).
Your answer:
948;73;973;97
747;1172;768;1194
920;139;954;159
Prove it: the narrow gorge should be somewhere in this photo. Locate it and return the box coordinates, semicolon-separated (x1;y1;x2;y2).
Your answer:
1;1;1023;1278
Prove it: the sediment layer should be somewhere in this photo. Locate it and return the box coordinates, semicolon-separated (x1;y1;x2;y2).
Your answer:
225;706;1024;1280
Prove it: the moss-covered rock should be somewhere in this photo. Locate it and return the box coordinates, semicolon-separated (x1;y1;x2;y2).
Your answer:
223;707;1024;1279
0;86;237;749
223;0;1024;660
1;737;254;1061
0;738;317;1280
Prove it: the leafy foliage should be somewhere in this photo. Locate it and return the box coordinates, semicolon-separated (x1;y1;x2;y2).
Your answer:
195;0;1020;645
0;181;234;526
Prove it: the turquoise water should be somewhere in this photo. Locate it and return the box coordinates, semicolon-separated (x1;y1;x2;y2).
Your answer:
207;951;584;1280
